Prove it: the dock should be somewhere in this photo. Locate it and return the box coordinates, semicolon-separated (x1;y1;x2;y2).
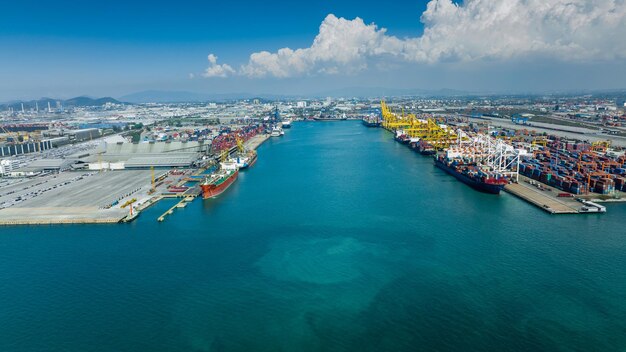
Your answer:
157;186;200;222
245;134;270;150
504;176;583;214
158;197;190;222
0;207;129;225
0;170;153;225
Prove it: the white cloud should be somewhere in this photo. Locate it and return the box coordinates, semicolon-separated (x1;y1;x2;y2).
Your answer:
202;53;235;78
210;0;626;78
410;0;626;63
239;15;403;77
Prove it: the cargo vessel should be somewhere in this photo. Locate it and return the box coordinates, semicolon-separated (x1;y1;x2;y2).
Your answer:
243;150;258;168
434;155;507;194
270;126;283;137
200;162;239;199
394;130;410;144
416;140;436;155
361;115;381;127
230;150;258;169
314;113;347;121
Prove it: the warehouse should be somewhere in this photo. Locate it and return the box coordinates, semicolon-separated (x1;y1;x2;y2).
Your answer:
68;128;101;142
83;141;202;169
9;159;78;177
0;140;53;156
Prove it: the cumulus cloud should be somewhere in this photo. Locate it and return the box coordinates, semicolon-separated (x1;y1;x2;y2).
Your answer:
239;15;403;77
410;0;626;62
208;0;626;78
202;53;235;78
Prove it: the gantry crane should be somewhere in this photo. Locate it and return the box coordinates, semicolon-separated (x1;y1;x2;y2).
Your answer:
380;100;460;149
591;140;611;153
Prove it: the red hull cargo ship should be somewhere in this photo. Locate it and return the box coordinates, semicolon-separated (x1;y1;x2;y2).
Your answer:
200;162;239;199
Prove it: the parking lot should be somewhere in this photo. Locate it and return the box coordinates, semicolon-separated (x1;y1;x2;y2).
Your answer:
0;170;153;224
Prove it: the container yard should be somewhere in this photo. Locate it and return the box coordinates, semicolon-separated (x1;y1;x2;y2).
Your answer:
0;119;276;225
378;100;626;214
516;139;626;197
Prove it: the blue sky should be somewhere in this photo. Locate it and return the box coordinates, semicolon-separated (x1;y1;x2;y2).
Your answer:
1;0;625;100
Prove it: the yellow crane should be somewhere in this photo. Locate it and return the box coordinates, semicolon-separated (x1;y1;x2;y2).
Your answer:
0;125;20;143
236;136;245;153
531;137;548;148
420;119;459;149
220;150;229;162
120;198;137;208
381;101;412;130
381;100;461;149
591;140;610;152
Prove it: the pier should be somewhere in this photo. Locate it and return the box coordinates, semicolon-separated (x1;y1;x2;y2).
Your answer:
157;197;194;222
505;183;578;214
504;176;581;214
244;133;270;150
0;207;129;225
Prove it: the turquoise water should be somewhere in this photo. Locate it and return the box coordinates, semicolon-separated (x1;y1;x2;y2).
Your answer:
1;120;626;351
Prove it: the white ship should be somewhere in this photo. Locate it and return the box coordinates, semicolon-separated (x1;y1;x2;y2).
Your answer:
270;126;283;137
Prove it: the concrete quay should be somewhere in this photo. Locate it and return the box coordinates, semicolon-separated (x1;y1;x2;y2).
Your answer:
504;175;593;214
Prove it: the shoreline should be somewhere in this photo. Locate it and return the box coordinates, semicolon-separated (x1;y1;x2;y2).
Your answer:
0;132;273;226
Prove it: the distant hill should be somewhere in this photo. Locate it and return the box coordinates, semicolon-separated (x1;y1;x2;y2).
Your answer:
1;96;123;111
63;96;121;107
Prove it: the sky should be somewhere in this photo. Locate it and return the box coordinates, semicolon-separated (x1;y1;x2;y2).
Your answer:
1;0;625;101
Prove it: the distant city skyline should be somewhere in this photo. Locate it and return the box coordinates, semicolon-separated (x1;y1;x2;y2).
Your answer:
1;0;625;101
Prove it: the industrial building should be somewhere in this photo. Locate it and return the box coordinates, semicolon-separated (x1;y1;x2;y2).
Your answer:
0;140;53;156
0;159;20;176
42;128;102;142
48;136;71;147
83;141;204;170
68;128;101;142
7;159;78;177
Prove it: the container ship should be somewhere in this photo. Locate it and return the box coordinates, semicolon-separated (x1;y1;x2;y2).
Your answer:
314;113;347;121
200;162;239;199
394;130;410;144
361;115;381;127
434;155;507;194
416;140;436;155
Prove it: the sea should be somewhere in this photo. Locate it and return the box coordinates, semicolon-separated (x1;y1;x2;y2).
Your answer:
1;120;625;351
